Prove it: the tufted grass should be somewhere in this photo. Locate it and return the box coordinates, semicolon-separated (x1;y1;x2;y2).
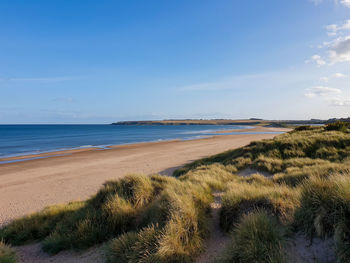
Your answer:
2;126;350;262
216;211;286;263
0;241;16;263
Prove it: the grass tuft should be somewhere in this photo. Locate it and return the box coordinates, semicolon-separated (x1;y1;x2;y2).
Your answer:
0;241;16;263
216;211;285;263
2;126;350;262
220;181;299;231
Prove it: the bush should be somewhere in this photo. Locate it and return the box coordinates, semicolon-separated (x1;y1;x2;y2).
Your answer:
293;125;313;131
325;121;349;132
0;241;16;263
216;211;285;263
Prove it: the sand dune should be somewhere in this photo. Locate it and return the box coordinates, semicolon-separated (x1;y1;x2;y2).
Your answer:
0;127;288;227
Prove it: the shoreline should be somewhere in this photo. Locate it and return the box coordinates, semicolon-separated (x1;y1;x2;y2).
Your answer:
0;126;279;164
0;124;255;162
0;127;289;227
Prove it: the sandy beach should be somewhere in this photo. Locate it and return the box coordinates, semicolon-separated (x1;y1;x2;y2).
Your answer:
0;127;288;227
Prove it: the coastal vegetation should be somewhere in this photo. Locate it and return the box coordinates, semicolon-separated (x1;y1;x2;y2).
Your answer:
112;117;350;127
0;241;16;263
1;122;350;262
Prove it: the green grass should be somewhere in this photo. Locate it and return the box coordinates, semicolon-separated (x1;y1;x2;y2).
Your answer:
175;126;350;262
0;241;16;263
106;178;213;262
1;174;157;253
295;174;350;237
1;174;213;261
1;126;350;262
0;201;85;246
216;211;285;263
220;180;300;231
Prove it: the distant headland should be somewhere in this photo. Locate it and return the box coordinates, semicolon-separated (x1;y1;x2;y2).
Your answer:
112;117;350;126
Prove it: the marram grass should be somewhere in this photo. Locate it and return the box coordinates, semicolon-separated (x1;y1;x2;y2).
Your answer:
0;241;16;263
1;126;350;262
216;211;286;263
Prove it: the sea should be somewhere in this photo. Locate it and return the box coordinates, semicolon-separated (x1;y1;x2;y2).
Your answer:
0;124;281;159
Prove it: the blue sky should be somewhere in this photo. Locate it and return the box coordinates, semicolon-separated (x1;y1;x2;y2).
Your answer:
1;0;350;123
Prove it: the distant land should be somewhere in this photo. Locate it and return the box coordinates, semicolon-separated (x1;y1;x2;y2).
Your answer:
112;117;350;126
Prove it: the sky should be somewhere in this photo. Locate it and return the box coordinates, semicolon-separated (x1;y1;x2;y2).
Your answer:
0;0;350;124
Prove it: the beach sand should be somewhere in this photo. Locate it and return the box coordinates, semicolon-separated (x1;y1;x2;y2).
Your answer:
0;127;288;227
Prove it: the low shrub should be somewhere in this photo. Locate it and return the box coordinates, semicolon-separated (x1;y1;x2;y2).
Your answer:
325;121;349;132
293;125;313;131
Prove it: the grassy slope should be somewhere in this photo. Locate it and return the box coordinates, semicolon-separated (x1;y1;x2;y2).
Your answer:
1;124;350;263
177;125;350;262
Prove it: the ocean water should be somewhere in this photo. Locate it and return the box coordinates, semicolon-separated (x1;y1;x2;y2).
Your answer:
0;124;276;159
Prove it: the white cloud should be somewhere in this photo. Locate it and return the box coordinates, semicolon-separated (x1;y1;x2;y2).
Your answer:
310;0;350;8
326;25;338;36
328;35;350;63
304;86;342;98
341;0;350;7
304;86;350;107
306;54;326;66
330;97;350;106
333;72;347;78
326;20;350;36
319;73;347;83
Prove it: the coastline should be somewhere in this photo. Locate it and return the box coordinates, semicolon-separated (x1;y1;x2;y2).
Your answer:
0;125;252;164
0;125;277;164
0;126;289;226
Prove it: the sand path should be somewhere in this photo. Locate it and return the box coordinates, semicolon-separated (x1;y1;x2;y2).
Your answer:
15;244;104;263
195;192;230;263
